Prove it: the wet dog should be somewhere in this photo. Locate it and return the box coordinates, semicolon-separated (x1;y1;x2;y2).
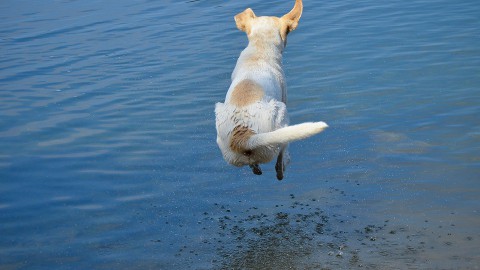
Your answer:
215;0;327;180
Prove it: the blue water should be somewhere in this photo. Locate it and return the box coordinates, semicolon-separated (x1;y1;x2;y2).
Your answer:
1;0;479;269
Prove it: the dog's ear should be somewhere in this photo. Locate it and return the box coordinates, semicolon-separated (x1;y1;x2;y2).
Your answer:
234;8;256;34
281;0;303;33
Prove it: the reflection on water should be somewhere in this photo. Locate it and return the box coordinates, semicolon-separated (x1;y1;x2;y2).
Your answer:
0;0;479;269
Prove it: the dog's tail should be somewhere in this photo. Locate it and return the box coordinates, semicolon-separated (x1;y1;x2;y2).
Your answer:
247;122;328;149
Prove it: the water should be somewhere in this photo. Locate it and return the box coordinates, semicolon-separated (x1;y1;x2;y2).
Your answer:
1;0;479;269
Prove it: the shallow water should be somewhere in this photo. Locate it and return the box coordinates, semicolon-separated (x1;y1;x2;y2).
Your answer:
1;0;479;269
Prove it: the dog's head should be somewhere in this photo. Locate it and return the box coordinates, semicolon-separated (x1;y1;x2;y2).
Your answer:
234;0;303;48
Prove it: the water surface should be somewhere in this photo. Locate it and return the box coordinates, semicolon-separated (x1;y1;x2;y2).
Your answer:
1;0;479;269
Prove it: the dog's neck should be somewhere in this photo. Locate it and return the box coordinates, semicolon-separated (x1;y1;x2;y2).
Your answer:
244;34;285;65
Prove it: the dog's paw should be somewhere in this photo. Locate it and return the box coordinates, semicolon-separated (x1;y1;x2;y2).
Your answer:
250;164;262;175
275;161;284;181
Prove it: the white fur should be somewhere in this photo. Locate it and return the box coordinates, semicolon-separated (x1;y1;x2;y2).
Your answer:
247;122;329;149
215;0;327;179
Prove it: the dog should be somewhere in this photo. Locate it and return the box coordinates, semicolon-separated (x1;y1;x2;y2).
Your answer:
215;0;328;180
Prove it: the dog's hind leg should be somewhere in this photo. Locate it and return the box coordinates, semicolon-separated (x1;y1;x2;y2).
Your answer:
250;164;262;175
275;149;286;180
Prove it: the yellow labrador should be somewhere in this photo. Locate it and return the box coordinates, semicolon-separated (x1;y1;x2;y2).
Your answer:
215;0;327;180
